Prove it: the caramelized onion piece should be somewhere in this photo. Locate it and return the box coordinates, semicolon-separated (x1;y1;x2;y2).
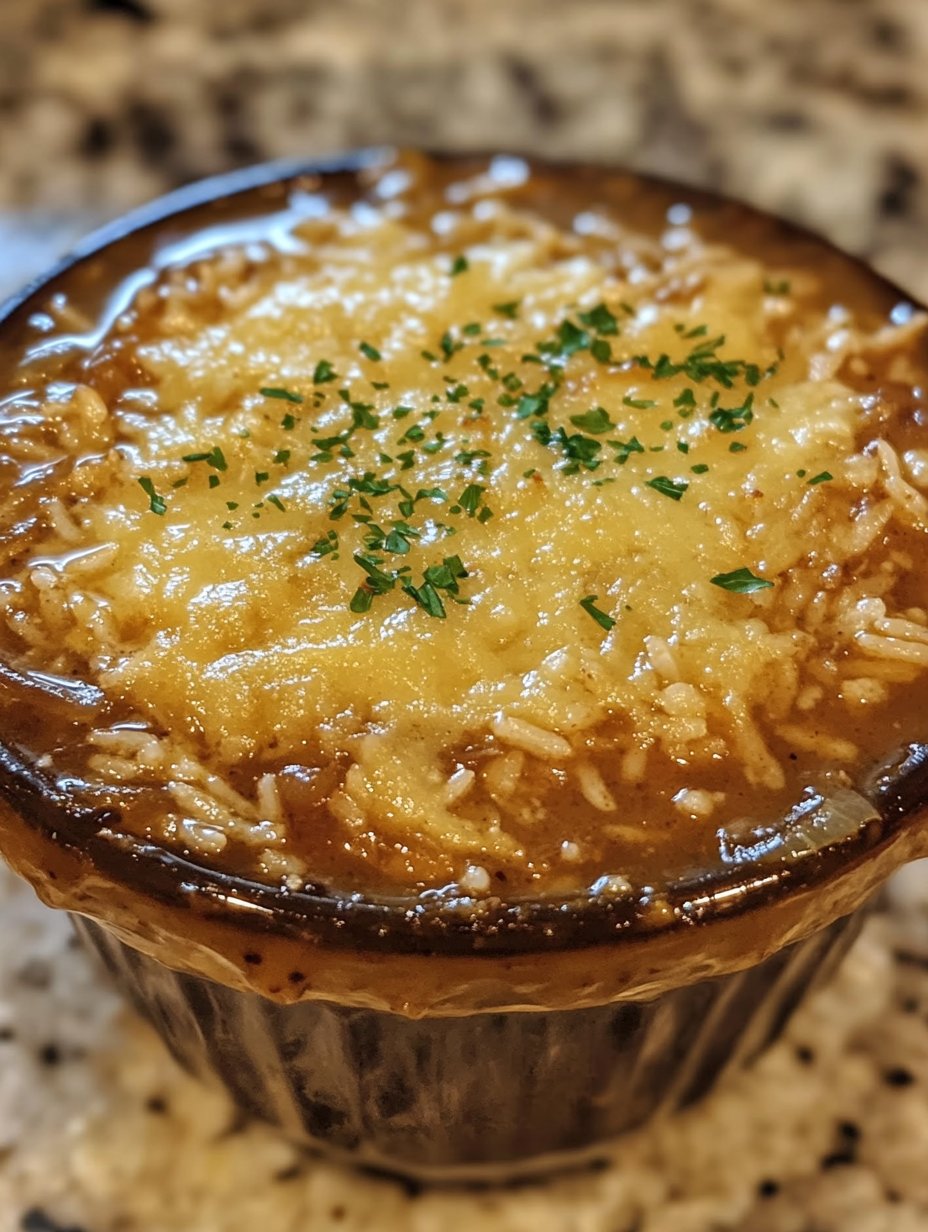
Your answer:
0;660;104;716
719;788;880;868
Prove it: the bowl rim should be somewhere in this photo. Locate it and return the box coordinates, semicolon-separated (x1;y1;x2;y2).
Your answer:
1;146;927;959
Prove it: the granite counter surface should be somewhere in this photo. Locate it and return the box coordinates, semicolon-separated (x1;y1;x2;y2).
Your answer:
2;0;928;1228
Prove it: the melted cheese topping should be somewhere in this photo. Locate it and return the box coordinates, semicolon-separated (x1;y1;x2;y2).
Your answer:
4;175;928;895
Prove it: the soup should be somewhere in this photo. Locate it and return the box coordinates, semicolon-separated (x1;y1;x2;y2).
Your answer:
1;152;927;906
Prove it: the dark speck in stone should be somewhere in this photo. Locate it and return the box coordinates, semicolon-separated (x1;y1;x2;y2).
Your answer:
224;131;264;165
39;1043;61;1067
146;1094;168;1115
878;155;920;219
870;18;904;50
838;1119;861;1141
764;110;810;132
505;56;563;126
244;952;262;965
795;1044;816;1065
126;100;177;161
820;1150;855;1170
757;1178;780;1198
79;116;116;159
215;1110;250;1140
85;0;154;21
884;1065;916;1087
21;1210;89;1232
17;959;52;990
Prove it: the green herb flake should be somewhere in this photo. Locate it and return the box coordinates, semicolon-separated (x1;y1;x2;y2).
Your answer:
807;470;833;485
137;476;166;515
646;475;688;501
458;483;487;517
359;341;382;362
578;302;619;336
267;494;286;512
710;567;774;594
690;463;710;474
260;386;304;404
313;360;337;385
569;406;614;435
349;587;374;614
610;436;645;464
579;594;616;632
274;449;291;465
450;255;469;276
403;580;446;619
493;300;520;319
623;395;658;410
709;393;755;434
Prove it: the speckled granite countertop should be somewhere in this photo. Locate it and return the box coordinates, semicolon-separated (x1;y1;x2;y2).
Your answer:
3;1;928;1229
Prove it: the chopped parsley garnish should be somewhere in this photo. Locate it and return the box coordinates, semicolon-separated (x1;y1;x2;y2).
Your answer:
260;386;303;403
646;475;688;501
709;393;754;434
569;406;614;434
349;587;374;613
623;395;657;410
359;341;382;362
610;436;645;464
578;302;619;335
763;278;791;296
450;255;469;276
579;594;616;632
313;359;337;384
532;422;602;473
710;567;774;594
493;300;520;319
138;476;166;515
807;470;833;485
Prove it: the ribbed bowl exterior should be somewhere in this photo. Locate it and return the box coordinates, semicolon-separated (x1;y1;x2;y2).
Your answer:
73;910;864;1181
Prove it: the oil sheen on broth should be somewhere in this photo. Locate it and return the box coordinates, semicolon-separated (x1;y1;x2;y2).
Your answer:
1;152;928;903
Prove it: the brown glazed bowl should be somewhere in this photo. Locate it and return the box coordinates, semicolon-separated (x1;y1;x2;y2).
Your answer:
2;151;928;1181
